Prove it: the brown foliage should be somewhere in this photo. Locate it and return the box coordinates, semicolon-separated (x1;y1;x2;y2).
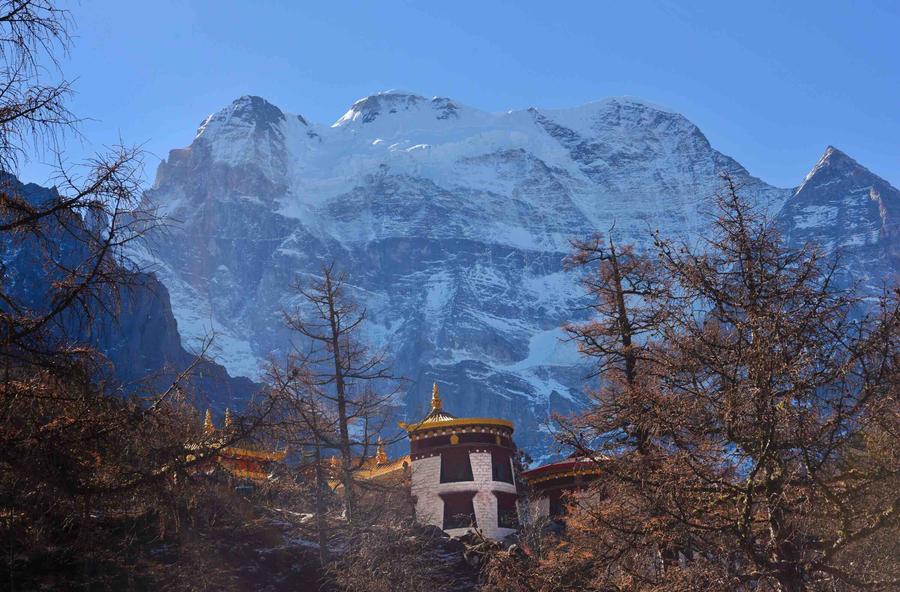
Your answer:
548;177;900;592
273;263;401;525
327;521;468;592
0;2;295;589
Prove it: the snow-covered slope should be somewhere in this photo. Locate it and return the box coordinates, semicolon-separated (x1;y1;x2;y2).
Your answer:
137;91;896;456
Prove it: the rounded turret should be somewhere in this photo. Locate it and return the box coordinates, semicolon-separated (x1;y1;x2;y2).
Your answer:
401;383;519;539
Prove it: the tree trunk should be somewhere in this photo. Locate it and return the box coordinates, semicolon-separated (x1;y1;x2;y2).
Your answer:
324;272;355;524
312;438;329;563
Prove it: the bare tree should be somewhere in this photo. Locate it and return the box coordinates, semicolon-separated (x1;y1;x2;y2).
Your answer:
0;3;289;589
0;1;75;175
550;177;899;592
280;263;398;524
562;230;668;455
264;355;337;562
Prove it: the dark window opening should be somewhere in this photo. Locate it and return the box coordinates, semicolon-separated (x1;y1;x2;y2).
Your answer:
491;450;513;483
548;490;567;518
442;492;477;530
411;435;452;453
440;449;474;483
496;492;519;529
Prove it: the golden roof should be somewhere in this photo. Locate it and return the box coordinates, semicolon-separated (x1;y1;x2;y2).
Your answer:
401;416;514;433
220;446;287;462
398;382;514;434
198;409;288;463
357;454;411;480
327;453;411;490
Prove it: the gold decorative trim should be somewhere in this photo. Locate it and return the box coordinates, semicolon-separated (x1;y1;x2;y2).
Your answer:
220;446;288;461
524;467;603;485
399;417;514;434
226;467;272;481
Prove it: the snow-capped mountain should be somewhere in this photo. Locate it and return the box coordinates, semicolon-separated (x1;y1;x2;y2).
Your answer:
778;146;898;290
136;91;895;456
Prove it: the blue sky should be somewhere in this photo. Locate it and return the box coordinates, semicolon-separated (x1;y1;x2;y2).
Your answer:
20;0;900;189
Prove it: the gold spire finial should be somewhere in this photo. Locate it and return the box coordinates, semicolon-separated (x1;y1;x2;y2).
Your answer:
224;408;233;429
203;409;214;434
375;438;388;465
431;382;442;411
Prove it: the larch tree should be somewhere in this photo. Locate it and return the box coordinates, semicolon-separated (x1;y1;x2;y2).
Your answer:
0;2;281;588
264;354;338;562
562;230;668;455
280;263;398;525
556;177;899;592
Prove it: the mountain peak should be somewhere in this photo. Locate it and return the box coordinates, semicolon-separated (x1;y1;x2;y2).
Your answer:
820;145;856;165
332;90;463;127
800;145;875;191
782;146;899;280
197;95;288;139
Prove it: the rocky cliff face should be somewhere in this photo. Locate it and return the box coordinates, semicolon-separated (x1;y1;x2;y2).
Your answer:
778;146;899;290
0;174;255;409
136;92;896;457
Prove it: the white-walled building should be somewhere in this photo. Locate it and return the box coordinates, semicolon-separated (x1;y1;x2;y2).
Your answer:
356;384;601;538
400;383;520;540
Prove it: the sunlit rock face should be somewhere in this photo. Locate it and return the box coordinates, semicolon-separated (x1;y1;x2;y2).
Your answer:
136;91;896;458
778;146;899;291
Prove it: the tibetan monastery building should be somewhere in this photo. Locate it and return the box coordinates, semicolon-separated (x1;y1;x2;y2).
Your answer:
399;383;520;539
195;409;286;482
519;454;604;522
199;383;603;539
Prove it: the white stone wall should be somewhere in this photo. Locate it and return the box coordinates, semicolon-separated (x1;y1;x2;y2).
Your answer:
410;449;518;539
469;451;492;482
410;455;442;528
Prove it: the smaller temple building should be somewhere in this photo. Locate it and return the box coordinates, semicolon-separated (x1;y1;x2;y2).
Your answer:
392;384;519;539
520;454;603;522
329;439;411;491
194;409;287;482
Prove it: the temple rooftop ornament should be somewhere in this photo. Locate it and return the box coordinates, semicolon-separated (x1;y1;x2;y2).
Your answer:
431;382;442;411
399;382;511;434
375;438;389;465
